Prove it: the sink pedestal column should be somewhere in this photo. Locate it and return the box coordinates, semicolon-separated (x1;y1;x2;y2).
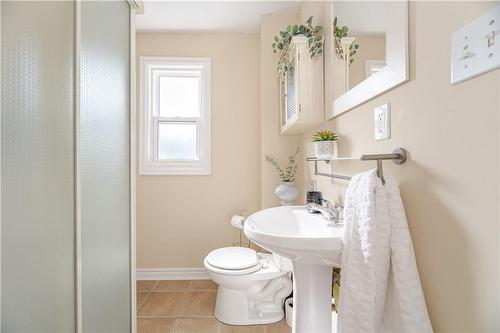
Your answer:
292;262;333;333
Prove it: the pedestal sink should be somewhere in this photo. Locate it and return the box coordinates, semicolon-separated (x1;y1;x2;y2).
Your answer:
244;206;344;333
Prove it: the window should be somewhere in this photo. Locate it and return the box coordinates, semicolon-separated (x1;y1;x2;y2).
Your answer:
140;57;211;175
364;59;387;79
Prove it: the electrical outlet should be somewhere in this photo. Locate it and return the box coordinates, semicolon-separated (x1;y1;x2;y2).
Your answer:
374;104;390;140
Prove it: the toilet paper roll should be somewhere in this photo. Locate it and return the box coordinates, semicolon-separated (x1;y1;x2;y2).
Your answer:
231;215;246;230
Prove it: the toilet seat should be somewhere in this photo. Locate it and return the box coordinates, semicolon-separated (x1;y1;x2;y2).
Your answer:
205;247;261;275
206;247;258;270
205;261;262;276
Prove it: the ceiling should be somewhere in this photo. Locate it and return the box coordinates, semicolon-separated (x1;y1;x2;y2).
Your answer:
136;1;301;33
333;1;386;36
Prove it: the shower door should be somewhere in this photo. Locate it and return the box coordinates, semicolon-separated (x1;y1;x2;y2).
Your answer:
1;1;133;331
80;1;131;332
1;2;76;331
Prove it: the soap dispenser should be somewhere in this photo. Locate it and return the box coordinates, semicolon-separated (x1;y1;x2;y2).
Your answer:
306;180;323;212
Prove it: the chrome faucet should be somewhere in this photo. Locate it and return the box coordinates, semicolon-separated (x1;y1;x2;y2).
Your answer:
307;199;344;225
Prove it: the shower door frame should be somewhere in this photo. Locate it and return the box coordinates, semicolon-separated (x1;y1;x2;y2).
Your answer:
0;1;139;332
0;3;3;331
128;2;138;333
74;2;138;331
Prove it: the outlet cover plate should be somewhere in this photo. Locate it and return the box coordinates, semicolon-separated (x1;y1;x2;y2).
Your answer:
374;103;390;141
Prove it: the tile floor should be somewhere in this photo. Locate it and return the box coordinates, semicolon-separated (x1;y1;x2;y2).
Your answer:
137;280;291;333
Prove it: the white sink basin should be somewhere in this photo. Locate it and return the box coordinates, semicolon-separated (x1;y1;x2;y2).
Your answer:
244;206;344;333
244;206;343;266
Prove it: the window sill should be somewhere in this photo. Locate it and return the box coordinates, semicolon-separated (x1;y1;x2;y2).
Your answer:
139;165;211;176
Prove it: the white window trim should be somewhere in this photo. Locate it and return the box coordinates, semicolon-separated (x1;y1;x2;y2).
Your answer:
364;59;387;79
139;56;211;175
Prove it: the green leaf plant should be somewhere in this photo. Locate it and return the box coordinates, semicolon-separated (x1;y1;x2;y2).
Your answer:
312;129;338;142
333;16;359;65
272;16;324;79
265;147;300;182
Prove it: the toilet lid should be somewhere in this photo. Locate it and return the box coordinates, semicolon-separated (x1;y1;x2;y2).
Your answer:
206;247;258;270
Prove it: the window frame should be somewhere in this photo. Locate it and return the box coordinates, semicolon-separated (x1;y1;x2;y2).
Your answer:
139;56;211;175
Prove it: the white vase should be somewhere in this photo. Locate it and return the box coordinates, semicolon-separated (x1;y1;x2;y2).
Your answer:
274;182;299;206
314;141;336;160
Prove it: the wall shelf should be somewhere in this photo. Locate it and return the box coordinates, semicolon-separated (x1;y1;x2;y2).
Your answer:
306;156;357;163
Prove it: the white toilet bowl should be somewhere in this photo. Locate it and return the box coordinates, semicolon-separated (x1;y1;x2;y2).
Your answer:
204;247;292;326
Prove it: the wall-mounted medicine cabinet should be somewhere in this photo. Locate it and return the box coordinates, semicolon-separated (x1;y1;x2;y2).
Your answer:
279;36;324;135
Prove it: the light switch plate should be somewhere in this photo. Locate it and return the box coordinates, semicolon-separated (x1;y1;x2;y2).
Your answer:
374;103;390;141
451;5;500;84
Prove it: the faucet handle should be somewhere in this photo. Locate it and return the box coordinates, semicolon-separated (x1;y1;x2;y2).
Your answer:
322;199;334;209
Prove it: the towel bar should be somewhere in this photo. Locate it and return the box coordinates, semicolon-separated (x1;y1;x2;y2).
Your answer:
306;148;407;185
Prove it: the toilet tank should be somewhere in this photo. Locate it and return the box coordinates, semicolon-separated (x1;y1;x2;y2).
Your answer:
272;253;293;272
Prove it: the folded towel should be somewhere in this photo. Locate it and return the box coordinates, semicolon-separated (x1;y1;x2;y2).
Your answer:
338;169;432;333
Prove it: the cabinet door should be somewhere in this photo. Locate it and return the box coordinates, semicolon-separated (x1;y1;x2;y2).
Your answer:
284;52;299;126
280;78;287;128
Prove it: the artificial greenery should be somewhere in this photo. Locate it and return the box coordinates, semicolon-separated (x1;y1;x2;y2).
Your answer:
312;129;338;142
272;16;324;79
333;16;359;65
265;147;300;182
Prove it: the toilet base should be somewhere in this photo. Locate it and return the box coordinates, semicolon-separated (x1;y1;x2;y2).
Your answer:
214;275;292;326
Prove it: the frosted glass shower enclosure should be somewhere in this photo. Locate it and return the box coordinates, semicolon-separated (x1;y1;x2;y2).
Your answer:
1;1;134;331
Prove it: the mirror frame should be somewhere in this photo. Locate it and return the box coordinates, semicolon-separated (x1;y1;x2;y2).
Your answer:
328;0;409;118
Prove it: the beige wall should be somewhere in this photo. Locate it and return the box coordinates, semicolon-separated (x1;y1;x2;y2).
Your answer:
349;35;386;88
136;33;261;268
260;13;305;208
301;1;500;332
136;2;500;331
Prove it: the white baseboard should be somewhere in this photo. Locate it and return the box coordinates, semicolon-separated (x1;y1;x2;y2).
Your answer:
137;267;208;280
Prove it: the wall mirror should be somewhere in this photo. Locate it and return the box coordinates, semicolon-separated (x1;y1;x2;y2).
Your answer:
329;1;408;117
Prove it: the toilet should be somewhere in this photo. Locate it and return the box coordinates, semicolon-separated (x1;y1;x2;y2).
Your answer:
204;246;293;326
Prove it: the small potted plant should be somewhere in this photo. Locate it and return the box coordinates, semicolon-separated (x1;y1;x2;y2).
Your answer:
265;147;300;205
312;130;338;160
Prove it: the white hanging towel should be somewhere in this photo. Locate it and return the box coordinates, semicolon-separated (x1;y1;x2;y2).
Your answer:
338;169;433;333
